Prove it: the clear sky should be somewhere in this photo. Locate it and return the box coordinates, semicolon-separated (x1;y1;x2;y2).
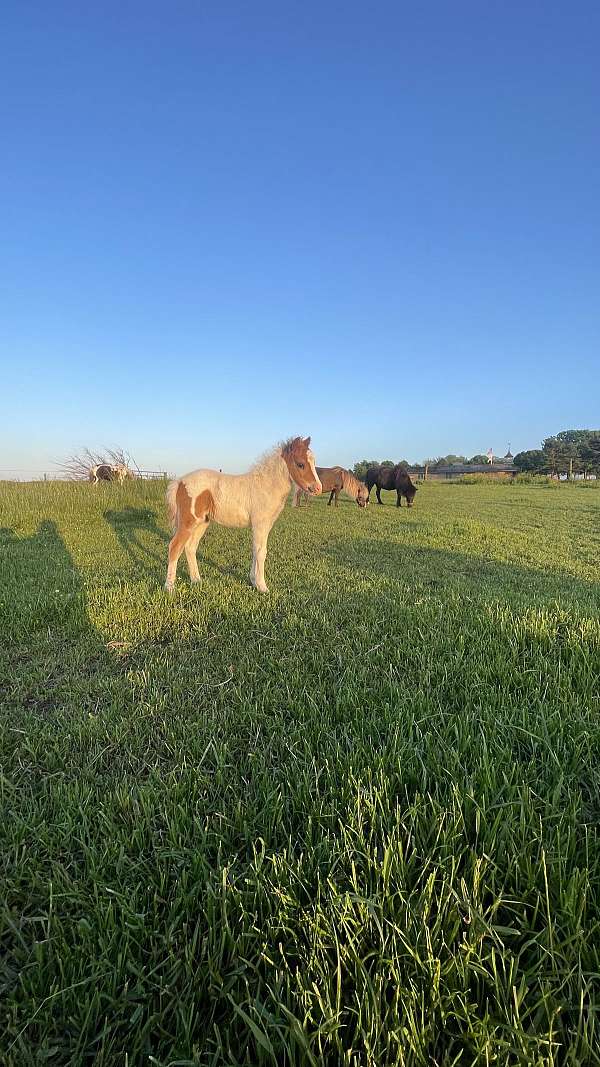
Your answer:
2;1;599;476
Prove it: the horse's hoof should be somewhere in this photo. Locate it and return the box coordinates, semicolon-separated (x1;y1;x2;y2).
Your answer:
164;581;174;593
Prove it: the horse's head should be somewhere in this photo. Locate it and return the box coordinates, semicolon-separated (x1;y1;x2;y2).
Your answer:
405;482;418;507
282;437;322;495
356;483;370;507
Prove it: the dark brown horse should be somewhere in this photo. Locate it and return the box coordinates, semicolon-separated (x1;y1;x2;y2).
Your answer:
365;464;418;507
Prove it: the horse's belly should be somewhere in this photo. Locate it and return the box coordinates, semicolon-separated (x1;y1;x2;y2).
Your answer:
214;501;250;528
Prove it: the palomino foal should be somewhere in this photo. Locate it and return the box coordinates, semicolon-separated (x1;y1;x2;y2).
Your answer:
165;437;321;593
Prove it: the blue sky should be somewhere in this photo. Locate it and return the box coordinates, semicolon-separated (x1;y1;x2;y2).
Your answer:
2;1;599;475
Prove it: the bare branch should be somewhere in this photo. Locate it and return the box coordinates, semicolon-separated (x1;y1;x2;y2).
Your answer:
57;447;139;481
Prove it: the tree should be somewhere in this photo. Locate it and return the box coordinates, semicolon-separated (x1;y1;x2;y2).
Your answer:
352;458;412;479
556;429;594;447
561;441;580;479
556;429;600;478
469;454;489;465
352;459;381;480
432;454;468;467
513;449;546;473
579;433;600;477
542;437;565;478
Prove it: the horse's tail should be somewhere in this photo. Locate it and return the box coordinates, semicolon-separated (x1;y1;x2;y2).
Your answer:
166;479;179;530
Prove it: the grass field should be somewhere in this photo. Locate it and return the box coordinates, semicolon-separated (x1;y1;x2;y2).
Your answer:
1;478;600;1065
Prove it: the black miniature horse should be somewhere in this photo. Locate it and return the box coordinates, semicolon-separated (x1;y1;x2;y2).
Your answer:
365;464;418;507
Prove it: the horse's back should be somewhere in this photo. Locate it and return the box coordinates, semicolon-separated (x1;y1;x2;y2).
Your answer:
316;466;343;492
177;468;251;528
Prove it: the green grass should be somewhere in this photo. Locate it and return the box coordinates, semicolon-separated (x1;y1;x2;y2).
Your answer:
1;479;599;1066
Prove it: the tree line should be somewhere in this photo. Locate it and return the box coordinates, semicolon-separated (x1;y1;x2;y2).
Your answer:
352;454;496;479
352;430;600;481
513;429;600;478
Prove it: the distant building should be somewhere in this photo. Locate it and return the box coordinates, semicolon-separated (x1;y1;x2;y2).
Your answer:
409;451;518;481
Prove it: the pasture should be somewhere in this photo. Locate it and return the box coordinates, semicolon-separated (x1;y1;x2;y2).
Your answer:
1;478;599;1065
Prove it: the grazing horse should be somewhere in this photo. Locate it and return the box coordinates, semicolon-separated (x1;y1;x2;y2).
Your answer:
294;466;369;508
89;463;132;485
165;436;321;593
365;464;418;507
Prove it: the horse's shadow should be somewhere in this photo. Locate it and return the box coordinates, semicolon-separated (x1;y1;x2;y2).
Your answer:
104;507;170;580
104;506;248;586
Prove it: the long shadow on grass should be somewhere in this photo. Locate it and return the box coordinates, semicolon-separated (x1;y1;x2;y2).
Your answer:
104;505;169;579
0;518;141;767
0;521;140;1061
103;506;250;586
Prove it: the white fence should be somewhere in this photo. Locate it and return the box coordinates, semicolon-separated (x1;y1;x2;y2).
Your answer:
0;469;169;482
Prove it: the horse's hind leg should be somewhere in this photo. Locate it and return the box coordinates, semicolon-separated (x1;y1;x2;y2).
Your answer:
328;490;335;506
166;511;201;590
185;521;209;583
165;526;190;590
396;490;402;507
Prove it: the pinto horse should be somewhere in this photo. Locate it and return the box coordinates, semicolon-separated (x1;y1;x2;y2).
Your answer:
294;466;369;508
89;463;132;484
165;437;321;593
365;464;418;507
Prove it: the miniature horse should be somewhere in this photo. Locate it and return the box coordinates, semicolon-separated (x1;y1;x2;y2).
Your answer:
89;463;132;485
365;464;418;507
165;437;321;593
294;466;369;508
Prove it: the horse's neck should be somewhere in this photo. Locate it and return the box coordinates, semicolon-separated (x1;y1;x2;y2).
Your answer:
251;452;291;503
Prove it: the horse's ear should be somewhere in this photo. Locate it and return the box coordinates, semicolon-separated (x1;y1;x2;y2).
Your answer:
303;436;311;448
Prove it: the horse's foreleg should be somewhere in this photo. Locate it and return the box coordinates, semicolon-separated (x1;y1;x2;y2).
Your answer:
250;523;271;593
328;490;335;506
376;486;383;504
185;522;209;583
396;491;402;507
334;489;339;507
